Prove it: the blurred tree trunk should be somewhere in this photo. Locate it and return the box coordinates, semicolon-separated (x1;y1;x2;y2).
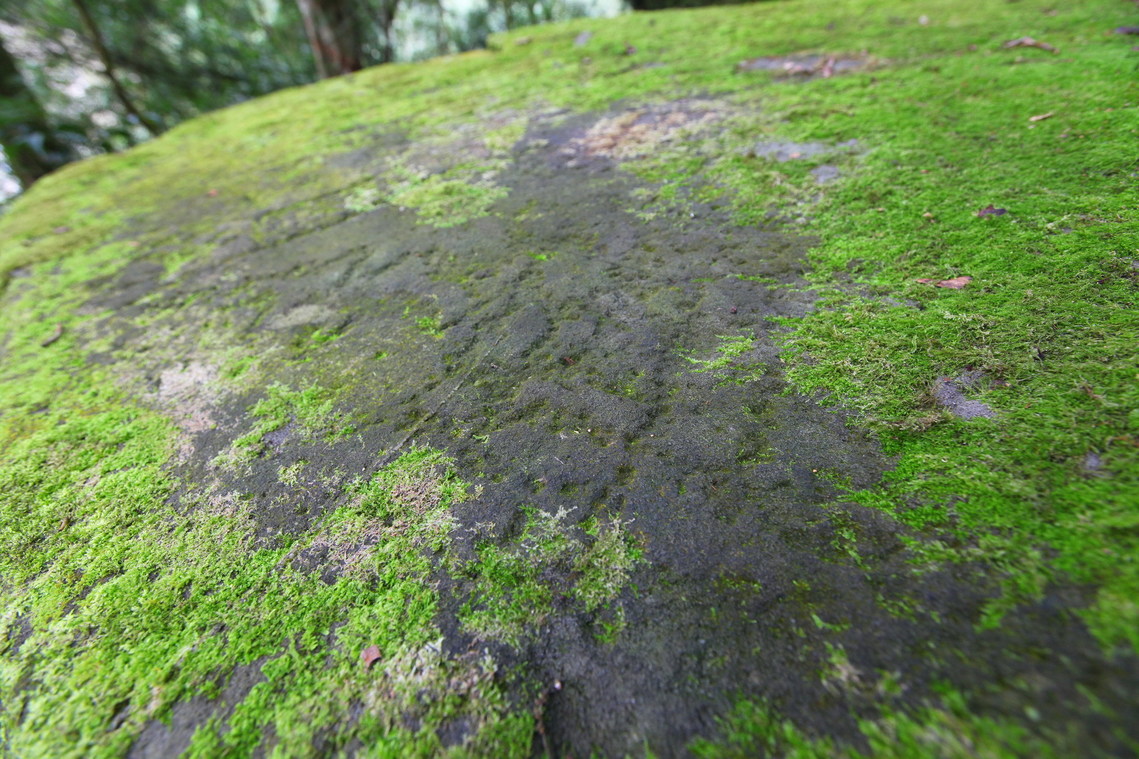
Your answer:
0;37;72;188
70;0;164;134
376;0;400;64
295;0;365;77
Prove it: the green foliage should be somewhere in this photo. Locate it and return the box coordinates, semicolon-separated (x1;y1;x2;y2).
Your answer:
2;0;313;147
0;0;600;194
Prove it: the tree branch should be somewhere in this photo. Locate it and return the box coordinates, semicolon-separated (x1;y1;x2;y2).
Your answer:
70;0;164;135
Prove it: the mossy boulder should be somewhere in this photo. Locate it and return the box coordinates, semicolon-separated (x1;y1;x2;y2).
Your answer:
1;0;1137;756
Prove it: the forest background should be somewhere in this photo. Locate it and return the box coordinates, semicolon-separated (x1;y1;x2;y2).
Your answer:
1;0;733;202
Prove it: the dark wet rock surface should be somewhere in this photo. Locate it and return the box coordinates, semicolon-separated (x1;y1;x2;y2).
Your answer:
47;105;1139;756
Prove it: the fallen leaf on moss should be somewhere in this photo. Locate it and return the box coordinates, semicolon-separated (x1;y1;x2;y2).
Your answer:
1114;26;1139;35
1003;36;1058;53
361;645;382;670
977;205;1007;217
1028;112;1054;122
916;276;972;289
41;324;64;347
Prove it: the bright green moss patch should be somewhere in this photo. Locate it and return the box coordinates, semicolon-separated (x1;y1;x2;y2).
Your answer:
0;436;529;757
402;303;446;338
570;517;642;614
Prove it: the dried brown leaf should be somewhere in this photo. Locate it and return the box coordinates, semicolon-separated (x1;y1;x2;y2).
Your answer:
1002;36;1058;53
1028;112;1054;122
361;645;382;670
916;276;972;289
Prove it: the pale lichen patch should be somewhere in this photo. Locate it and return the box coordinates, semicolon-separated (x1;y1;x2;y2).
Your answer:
156;361;221;462
563;100;725;163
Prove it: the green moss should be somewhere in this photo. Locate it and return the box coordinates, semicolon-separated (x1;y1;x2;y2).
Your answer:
516;0;1139;654
386;166;509;228
400;304;446;339
570;518;642;614
416;315;445;339
345;184;382;213
0;236;519;755
459;509;642;646
0;433;528;756
683;333;768;385
742;3;1139;649
690;691;1070;759
277;461;307;486
460;507;574;646
482;121;527;154
216;383;356;468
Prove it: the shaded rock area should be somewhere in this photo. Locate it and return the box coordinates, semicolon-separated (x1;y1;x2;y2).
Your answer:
30;102;1133;758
